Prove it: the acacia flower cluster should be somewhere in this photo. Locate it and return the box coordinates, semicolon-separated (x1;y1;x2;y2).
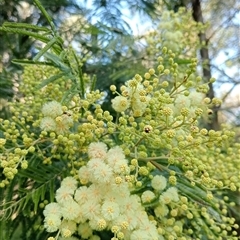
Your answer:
44;142;162;240
111;75;150;117
0;11;240;239
40;101;73;134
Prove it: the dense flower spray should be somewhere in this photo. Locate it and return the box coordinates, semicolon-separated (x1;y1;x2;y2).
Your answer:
44;142;164;239
0;7;240;240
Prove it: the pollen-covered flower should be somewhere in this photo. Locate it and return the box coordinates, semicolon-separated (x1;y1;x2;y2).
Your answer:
43;202;62;218
56;187;74;205
131;98;149;117
42;101;63;118
111;96;130;112
60;220;77;238
74;186;89;205
78;222;93;239
44;215;61;232
130;229;150;240
87;158;113;184
141;190;156;203
61;199;81;220
166;187;179;202
160;187;179;204
154;203;169;217
88;142;108;160
78;166;91;184
151;175;167;191
106;146;129;174
81;200;101;220
55;115;73;134
61;177;78;191
101;200;120;221
40;117;56;131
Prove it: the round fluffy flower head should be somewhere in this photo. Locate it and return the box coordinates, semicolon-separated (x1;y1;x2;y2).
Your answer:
151;175;167;191
61;199;81;220
42;101;63;118
55;187;74;205
44;215;61;232
40;117;56;131
74;186;89;205
78;222;93;239
88;142;108;160
111;96;130;112
78;166;90;184
141;190;156;203
101;200;120;221
43;202;62;218
61;177;78;191
131;98;149;117
55;115;73;134
106;146;130;174
154;203;169;217
160;187;179;204
130;229;151;240
87;158;113;184
60;220;77;238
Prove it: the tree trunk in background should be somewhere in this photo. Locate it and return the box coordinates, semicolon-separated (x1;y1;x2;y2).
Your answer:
191;0;220;130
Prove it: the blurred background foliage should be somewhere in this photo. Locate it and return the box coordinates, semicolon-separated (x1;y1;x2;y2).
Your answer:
0;0;240;239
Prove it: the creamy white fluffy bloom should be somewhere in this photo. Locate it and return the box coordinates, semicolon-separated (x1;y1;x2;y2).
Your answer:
87;158;113;184
166;187;179;202
104;181;130;206
55;115;73;135
140;221;159;240
43;202;62;218
61;177;78;191
61;199;81;220
151;175;167;191
78;222;93;239
122;195;141;213
101;200;120;221
42;101;63;118
134;209;150;228
88;142;108;160
154;203;169;217
115;211;138;231
40;117;56;131
106;146;129;174
44;214;61;232
87;184;104;203
78;166;90;184
88;216;108;231
74;186;89;205
130;229;150;240
131;97;150;117
106;145;125;159
141;190;156;203
81;200;101;220
56;187;74;205
111;96;130;112
60;220;77;238
160;187;179;204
